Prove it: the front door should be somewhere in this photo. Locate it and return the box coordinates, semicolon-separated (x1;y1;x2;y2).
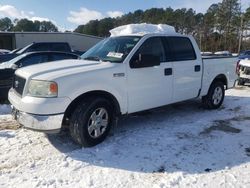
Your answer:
127;37;173;113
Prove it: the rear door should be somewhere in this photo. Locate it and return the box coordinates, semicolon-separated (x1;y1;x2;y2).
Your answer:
166;37;202;102
127;36;173;113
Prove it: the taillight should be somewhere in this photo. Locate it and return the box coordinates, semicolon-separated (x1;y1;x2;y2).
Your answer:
236;60;240;75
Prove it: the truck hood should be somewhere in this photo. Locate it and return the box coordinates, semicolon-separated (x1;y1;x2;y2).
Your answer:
15;59;113;80
239;59;250;67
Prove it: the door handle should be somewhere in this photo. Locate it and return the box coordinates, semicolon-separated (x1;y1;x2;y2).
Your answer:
164;68;172;76
195;65;201;72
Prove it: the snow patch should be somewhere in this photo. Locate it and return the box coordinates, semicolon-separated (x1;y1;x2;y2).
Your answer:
0;88;250;187
110;23;176;36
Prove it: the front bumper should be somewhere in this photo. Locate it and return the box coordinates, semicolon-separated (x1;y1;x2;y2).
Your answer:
11;106;63;133
239;75;250;83
8;88;71;115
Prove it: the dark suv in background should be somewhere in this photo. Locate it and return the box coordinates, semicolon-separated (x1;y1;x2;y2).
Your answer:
18;42;72;53
0;51;79;100
0;42;73;63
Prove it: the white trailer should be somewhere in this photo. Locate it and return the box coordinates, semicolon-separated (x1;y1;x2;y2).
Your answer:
0;32;102;52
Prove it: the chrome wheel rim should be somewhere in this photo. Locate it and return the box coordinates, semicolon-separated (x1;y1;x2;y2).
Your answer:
88;108;109;138
212;86;223;105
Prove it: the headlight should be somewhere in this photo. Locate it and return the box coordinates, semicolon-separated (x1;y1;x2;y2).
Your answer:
27;80;58;97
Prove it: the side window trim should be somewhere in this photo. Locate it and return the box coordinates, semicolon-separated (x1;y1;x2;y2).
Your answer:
161;37;174;62
158;37;166;63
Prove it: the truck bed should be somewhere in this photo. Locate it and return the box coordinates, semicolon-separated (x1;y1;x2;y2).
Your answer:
200;56;237;97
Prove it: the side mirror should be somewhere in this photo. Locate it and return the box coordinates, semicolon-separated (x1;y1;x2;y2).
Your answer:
130;54;160;68
18;63;23;68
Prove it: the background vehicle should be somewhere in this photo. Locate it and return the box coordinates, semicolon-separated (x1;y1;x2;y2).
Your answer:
0;51;79;100
0;42;73;63
214;51;232;57
72;50;86;55
9;48;22;54
239;50;250;60
201;51;213;56
0;49;11;55
8;24;237;147
236;59;250;85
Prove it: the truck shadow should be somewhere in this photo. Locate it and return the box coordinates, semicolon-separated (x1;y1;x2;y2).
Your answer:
48;91;250;174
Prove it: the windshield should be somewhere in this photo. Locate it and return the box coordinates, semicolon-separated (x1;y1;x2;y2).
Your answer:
81;36;141;63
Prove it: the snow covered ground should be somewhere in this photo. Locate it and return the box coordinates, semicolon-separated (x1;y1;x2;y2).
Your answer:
0;87;250;188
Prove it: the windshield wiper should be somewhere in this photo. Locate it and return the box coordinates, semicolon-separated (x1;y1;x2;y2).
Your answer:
83;56;102;61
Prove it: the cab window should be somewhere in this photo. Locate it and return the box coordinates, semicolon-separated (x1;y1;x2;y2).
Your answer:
132;37;165;64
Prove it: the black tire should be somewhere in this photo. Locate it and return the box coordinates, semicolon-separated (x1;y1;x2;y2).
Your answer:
69;97;114;147
202;82;225;109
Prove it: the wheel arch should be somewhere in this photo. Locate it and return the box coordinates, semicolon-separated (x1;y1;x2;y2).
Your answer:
201;74;228;98
211;74;228;89
62;90;121;127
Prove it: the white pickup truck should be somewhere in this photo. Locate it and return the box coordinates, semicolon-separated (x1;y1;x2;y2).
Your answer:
9;24;237;147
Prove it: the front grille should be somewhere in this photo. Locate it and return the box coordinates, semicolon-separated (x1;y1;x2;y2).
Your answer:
13;75;26;96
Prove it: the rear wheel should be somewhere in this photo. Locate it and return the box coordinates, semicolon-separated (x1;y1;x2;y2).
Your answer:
69;97;114;147
202;82;225;109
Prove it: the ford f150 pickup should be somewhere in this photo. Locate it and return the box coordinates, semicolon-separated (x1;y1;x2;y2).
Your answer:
8;24;237;147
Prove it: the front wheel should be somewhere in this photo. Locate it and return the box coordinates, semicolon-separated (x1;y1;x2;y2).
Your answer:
69;97;114;147
202;82;225;109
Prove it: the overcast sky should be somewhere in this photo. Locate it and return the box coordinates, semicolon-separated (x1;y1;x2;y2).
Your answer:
0;0;249;31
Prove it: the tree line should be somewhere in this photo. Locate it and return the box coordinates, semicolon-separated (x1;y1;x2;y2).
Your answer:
75;0;250;53
0;17;58;32
0;0;249;52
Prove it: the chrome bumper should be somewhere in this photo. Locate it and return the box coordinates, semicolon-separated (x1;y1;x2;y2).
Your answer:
11;106;63;133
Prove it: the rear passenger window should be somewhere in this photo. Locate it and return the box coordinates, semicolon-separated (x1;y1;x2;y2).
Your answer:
168;37;196;61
